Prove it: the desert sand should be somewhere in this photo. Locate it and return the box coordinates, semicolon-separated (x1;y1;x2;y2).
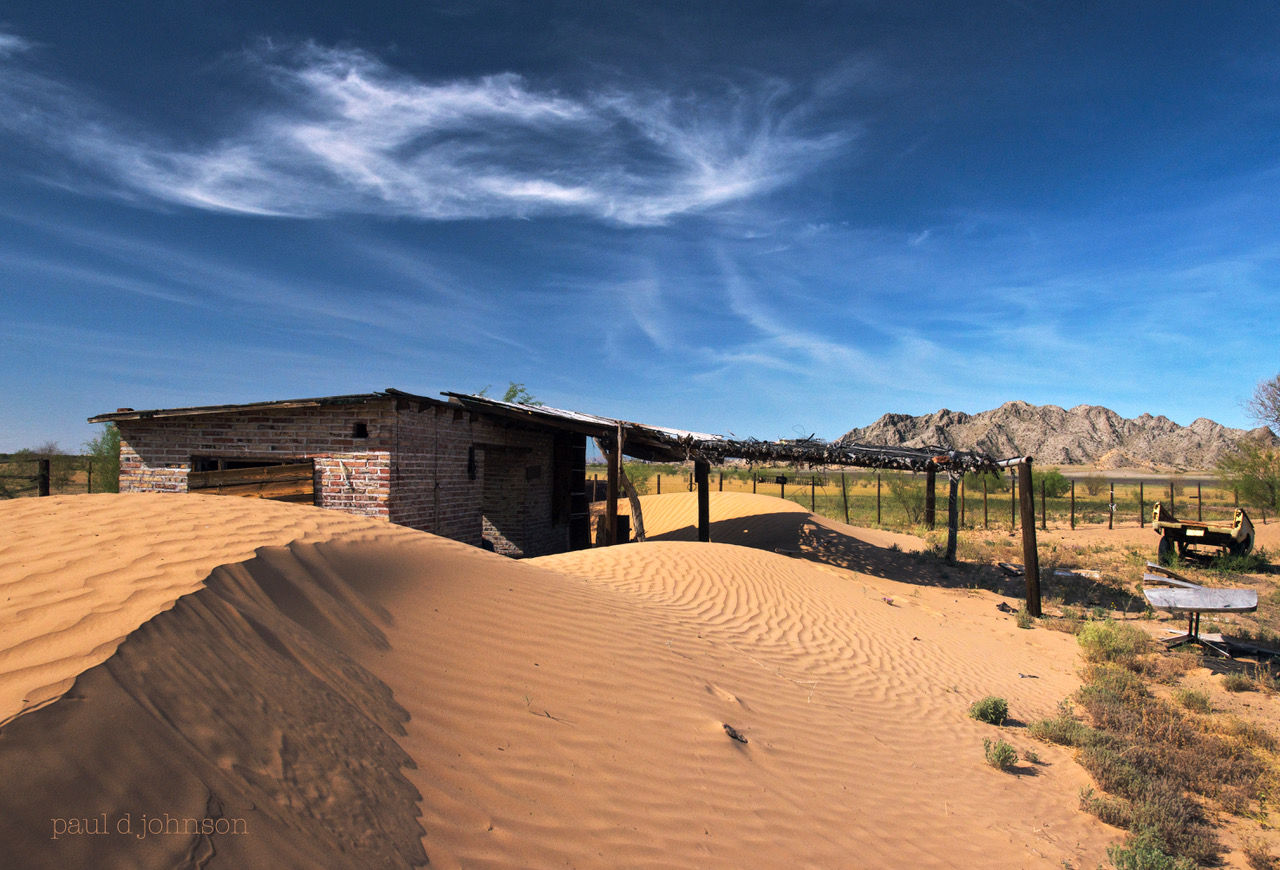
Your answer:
1;491;1153;867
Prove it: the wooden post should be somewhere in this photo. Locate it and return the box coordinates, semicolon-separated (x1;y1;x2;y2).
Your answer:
960;476;966;528
876;473;881;526
1040;479;1047;531
810;476;816;512
37;458;51;497
1197;482;1202;522
1169;480;1175;513
780;478;786;501
1139;481;1144;528
945;472;960;566
695;460;711;542
657;473;661;495
1017;461;1041;617
719;472;723;492
925;466;937;530
841;472;850;524
688;472;693;492
1011;471;1017;530
1070;480;1076;529
983;476;989;529
606;432;620;546
86;458;93;494
1108;482;1114;530
752;474;756;494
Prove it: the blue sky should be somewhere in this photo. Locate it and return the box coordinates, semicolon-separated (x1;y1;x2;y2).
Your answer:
3;2;1279;452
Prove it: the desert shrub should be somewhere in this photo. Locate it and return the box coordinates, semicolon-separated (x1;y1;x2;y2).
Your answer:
1022;747;1041;764
1212;546;1271;575
1223;672;1256;693
1083;474;1109;496
1244;837;1279;870
1172;689;1210;714
84;424;120;493
1080;787;1132;828
1216;438;1280;514
1030;713;1105;748
1015;608;1034;629
983;738;1018;770
1107;838;1197;870
1031;466;1071;498
885;472;925;525
1078;619;1151;668
963;470;1006;493
968;695;1008;725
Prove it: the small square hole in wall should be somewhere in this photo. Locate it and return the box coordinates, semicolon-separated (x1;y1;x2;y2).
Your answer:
353;422;369;438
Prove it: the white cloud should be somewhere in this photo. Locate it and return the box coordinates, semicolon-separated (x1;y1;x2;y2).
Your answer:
0;40;849;225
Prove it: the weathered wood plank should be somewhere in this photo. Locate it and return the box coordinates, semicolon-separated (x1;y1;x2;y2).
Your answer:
188;463;314;488
1144;587;1258;614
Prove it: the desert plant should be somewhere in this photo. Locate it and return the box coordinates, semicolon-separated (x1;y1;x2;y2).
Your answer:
84;424;120;493
983;737;1018;770
968;695;1008;725
1243;837;1279;870
1031;466;1071;498
1222;672;1256;693
885;472;925;525
1078;619;1152;669
1217;437;1280;514
1106;838;1197;870
1172;689;1210;714
1015;608;1034;629
1083;474;1109;496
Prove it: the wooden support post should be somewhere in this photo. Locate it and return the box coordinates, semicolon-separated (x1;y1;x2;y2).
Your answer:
1070;480;1076;530
1139;481;1144;528
945;473;960;566
876;473;882;526
810;476;816;512
37;458;50;497
960;476;966;528
719;472;723;492
86;458;93;494
983;476;989;529
606;431;621;546
841;473;850;524
1197;482;1202;522
695;460;711;542
1169;480;1175;512
752;474;756;494
780;478;786;501
1017;461;1041;617
1040;479;1047;531
1011;471;1017;530
1108;482;1114;530
657;474;661;495
688;472;693;492
925;466;937;530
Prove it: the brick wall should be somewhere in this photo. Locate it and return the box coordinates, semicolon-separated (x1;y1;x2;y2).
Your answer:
118;403;397;519
116;397;576;556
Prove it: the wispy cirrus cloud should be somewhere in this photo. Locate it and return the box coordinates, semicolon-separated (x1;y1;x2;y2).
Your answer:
0;38;850;225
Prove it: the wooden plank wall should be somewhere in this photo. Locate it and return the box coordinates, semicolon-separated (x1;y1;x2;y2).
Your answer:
187;461;316;504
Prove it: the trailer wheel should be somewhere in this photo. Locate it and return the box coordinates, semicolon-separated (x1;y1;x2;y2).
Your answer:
1228;532;1255;558
1157;534;1175;565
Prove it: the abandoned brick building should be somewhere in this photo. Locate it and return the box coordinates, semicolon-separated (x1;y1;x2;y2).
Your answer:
89;389;710;557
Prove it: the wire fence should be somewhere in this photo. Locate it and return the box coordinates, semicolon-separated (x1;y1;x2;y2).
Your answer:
586;467;1265;533
0;456;103;498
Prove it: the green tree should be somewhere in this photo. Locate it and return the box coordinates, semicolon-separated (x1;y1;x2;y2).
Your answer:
1031;467;1070;498
1217;436;1279;513
479;382;544;406
886;472;925;525
84;424;121;493
964;470;1007;493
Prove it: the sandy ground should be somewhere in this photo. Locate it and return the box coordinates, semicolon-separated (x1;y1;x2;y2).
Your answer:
0;491;1215;868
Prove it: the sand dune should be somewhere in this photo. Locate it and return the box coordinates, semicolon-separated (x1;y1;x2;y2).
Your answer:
1;492;1116;868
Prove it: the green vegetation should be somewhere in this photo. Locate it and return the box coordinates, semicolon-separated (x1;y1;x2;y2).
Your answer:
1031;466;1070;498
982;737;1018;771
478;382;544;406
968;695;1008;725
1027;619;1278;867
84;423;120;493
1222;672;1255;693
1216;438;1280;515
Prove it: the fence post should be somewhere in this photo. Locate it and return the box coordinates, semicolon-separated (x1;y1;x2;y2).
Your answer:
86;457;93;494
1010;470;1017;530
37;458;51;497
945;473;960;566
960;476;966;528
1139;481;1144;528
1169;480;1175;513
841;472;850;524
656;474;660;495
1197;482;1202;522
876;473;882;526
983;476;989;529
752;474;756;494
1017;461;1041;617
719;472;723;492
1108;482;1114;530
1040;479;1047;530
1070;480;1076;530
810;476;816;512
925;466;937;530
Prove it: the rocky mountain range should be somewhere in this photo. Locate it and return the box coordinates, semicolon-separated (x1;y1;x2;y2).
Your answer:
837;401;1278;470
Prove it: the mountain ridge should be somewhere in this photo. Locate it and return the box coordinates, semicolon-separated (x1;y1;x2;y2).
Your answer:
836;401;1277;470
